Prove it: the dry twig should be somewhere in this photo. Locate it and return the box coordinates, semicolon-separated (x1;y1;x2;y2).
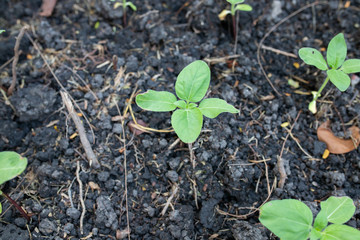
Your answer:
161;184;179;216
8;26;28;96
278;110;302;188
76;160;86;235
61;91;100;168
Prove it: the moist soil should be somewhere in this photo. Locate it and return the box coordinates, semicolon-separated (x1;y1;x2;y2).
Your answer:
1;0;360;239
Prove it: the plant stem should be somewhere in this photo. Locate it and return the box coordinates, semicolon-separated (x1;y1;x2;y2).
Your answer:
1;192;30;221
232;14;236;40
123;0;127;27
188;143;195;169
313;76;330;102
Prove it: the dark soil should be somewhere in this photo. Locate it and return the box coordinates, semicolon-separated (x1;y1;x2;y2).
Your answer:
1;0;360;239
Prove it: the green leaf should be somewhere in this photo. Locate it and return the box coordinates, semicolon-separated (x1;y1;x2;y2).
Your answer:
175;60;210;102
327;33;347;69
171;108;203;143
320;196;355;225
299;48;328;71
0;202;2;214
234;4;252;11
0;30;5;34
327;69;350;92
0;151;27;186
136;90;177;112
259;199;313;240
126;2;137;11
310;228;322;240
227;0;245;4
341;59;360;74
199;98;239;118
321;224;360;240
314;210;329;231
174;100;186;109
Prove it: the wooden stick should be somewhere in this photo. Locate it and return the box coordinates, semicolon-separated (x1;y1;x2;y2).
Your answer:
60;91;100;168
8;26;28;96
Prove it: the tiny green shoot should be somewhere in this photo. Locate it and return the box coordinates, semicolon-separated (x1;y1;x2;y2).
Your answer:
259;196;360;240
219;0;252;41
135;60;239;144
110;0;137;27
0;30;5;34
0;151;27;216
299;33;360;114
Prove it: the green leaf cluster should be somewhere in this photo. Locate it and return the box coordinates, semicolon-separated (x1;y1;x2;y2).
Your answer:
227;0;252;15
136;60;239;143
259;196;360;240
0;151;28;214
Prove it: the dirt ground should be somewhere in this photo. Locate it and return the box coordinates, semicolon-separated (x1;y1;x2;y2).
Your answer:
0;0;360;239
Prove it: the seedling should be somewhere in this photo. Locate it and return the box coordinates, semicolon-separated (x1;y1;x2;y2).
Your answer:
136;60;239;144
0;30;5;34
110;0;137;27
299;33;360;113
219;0;252;41
0;151;29;220
259;196;360;240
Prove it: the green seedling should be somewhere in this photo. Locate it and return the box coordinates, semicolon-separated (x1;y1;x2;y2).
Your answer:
219;0;252;40
259;196;360;240
299;33;360;114
110;0;137;27
136;60;239;144
0;30;5;34
0;151;29;220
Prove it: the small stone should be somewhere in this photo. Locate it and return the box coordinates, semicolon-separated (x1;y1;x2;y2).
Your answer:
66;208;81;220
14;218;27;228
112;123;123;134
98;171;110;182
169;158;180;169
145;206;155;217
39;218;56;235
63;223;74;234
166;171;179;182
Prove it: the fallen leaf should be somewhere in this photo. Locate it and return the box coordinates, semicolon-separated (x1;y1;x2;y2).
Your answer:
88;181;101;192
317;120;360;154
39;0;57;17
128;119;149;136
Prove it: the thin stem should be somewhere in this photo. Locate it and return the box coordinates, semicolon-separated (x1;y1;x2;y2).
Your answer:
313;76;330;101
123;0;127;27
188;143;195;169
1;192;30;221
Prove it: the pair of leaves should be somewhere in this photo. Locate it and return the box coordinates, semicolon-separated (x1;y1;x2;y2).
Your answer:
136;60;239;143
299;33;360;92
259;196;360;240
111;0;137;11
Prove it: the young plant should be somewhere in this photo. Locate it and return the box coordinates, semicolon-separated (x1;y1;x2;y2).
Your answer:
299;33;360;114
259;196;360;240
0;30;4;34
110;0;137;27
135;60;239;144
218;0;252;40
0;151;29;220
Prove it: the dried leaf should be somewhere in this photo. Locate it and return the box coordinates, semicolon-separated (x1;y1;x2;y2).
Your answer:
116;228;130;239
128;119;149;136
317;120;360;154
39;0;57;17
88;181;101;192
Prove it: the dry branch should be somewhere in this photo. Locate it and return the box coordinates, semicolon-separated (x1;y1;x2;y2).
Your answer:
60;91;100;168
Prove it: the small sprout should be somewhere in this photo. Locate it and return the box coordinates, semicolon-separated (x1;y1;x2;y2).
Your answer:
0;151;27;214
0;30;5;34
259;196;360;240
136;60;239;143
219;0;252;41
299;33;360;113
110;0;137;27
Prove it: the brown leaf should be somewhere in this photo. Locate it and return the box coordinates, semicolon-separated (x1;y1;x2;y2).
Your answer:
317;120;360;154
128;119;149;136
39;0;57;17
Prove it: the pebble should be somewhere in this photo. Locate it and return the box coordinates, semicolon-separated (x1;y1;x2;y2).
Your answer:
166;171;179;182
39;218;57;235
112;123;123;134
97;171;110;182
66;208;81;220
169;158;180;169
